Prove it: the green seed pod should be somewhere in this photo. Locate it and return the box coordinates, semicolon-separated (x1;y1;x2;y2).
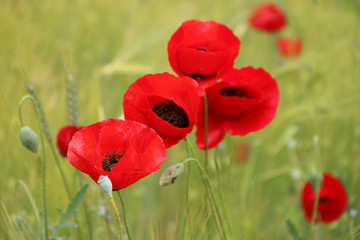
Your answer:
159;163;184;186
20;126;39;153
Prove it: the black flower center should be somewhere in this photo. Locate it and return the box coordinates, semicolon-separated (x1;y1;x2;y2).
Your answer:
220;87;247;98
196;47;208;52
189;73;217;81
102;150;123;172
319;197;331;204
152;100;189;128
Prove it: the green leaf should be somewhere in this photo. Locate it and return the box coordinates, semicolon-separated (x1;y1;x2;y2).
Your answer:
53;184;88;234
286;219;303;240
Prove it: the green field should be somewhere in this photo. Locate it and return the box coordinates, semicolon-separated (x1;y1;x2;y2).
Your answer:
1;0;360;239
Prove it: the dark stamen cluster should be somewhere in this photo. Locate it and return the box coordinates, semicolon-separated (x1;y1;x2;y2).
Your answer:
220;87;247;98
152;100;189;128
102;150;123;172
196;47;208;52
319;197;330;204
189;73;217;81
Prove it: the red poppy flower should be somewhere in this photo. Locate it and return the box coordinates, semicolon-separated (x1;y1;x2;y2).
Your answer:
67;119;167;190
196;66;279;150
123;73;200;148
301;173;348;224
168;20;241;88
249;3;287;33
56;125;82;157
277;37;302;57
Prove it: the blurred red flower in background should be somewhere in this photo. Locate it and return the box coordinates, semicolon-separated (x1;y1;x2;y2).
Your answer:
277;37;302;57
233;141;251;164
301;173;348;223
249;3;287;33
196;67;279;150
168;20;241;88
56;125;82;157
123;73;200;148
67;119;167;190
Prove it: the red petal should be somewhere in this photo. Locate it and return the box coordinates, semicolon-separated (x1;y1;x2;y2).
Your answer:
67;119;167;190
168;20;240;87
301;173;348;223
216;67;279;136
177;47;228;77
96;126;129;157
208;81;263;117
56;126;82;157
123;73;200;148
249;3;287;32
277;37;302;57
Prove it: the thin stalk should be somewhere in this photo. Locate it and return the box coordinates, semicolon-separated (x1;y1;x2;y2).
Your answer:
109;195;123;240
213;147;221;184
18;95;49;240
349;218;355;240
17;180;44;240
213;148;232;236
49;146;72;197
77;173;94;240
203;93;209;171
310;136;322;239
116;191;132;240
184;138;196;215
310;182;320;239
183;158;228;240
31;82;82;239
27;85;72;198
227;135;234;168
20;92;82;239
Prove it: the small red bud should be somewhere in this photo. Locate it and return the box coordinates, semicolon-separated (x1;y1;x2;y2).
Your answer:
56;125;82;157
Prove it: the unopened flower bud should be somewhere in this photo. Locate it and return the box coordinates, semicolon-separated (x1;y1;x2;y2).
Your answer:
20;126;39;153
290;168;302;181
349;207;357;219
97;175;112;196
159;163;184;186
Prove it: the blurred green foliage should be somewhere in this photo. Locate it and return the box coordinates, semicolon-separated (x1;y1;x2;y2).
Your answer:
0;0;359;239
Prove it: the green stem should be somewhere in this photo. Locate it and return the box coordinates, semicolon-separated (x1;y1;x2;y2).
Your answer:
77;173;94;240
17;180;44;240
226;135;234;169
49;146;72;197
203;93;209;171
183;158;228;240
109;195;123;240
26;85;84;239
184;137;197;159
349;218;355;240
310;184;320;238
184;138;196;216
213;148;232;236
213;147;221;184
18;95;49;240
116;191;132;240
28;85;73;198
310;137;322;238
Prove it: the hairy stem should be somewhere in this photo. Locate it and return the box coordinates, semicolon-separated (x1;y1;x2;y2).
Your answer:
116;191;132;240
109;195;123;240
183;158;228;240
18;95;49;240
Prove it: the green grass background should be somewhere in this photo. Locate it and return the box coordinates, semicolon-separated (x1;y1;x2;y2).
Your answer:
1;0;360;239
